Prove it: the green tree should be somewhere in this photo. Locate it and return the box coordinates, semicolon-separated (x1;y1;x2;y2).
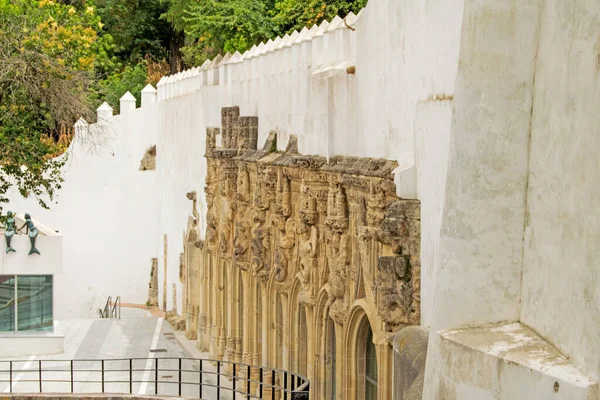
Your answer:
0;0;106;210
165;0;275;66
272;0;367;34
161;0;367;67
95;0;175;67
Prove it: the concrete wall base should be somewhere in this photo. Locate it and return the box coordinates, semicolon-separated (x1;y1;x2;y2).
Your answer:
0;333;64;358
423;323;598;400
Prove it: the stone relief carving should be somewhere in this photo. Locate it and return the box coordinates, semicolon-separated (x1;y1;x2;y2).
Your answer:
205;164;218;251
326;180;349;232
297;216;318;305
367;183;386;228
194;106;420;336
233;220;251;270
276;172;292;217
328;233;350;324
274;217;295;284
373;200;421;331
251;210;270;281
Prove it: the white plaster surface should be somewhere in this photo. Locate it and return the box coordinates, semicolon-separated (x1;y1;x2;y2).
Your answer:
6;104;159;319
420;0;600;397
520;0;600;384
0;333;64;358
429;0;542;332
423;323;598;400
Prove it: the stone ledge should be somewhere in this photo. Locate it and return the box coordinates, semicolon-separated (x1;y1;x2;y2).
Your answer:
424;323;598;400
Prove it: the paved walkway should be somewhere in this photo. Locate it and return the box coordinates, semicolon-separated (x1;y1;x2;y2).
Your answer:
0;315;289;399
0;316;206;398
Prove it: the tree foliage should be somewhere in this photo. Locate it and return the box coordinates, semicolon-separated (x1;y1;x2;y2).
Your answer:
0;0;105;210
95;0;174;65
272;0;367;33
179;0;275;64
163;0;367;67
0;0;367;212
92;0;368;105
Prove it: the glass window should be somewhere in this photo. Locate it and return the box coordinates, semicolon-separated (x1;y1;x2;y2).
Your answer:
0;275;53;332
17;275;53;332
365;326;378;400
0;276;16;332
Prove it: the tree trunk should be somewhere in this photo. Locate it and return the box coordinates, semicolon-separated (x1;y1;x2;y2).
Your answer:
169;31;186;74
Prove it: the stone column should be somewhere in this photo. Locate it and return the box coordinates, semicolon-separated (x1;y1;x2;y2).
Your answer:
210;259;226;360
376;342;393;400
224;264;236;373
305;306;316;396
197;251;207;351
240;271;252;392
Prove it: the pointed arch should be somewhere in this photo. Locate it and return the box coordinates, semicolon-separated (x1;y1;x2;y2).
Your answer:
344;302;377;400
314;286;335;399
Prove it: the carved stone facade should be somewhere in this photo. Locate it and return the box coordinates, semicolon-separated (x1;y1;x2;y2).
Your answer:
181;107;421;400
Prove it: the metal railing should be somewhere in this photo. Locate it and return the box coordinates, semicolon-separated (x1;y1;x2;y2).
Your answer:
0;357;310;399
98;296;120;319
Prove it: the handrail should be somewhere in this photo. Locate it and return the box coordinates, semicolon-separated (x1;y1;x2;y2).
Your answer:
111;296;121;319
0;357;310;399
98;296;120;319
101;296;111;319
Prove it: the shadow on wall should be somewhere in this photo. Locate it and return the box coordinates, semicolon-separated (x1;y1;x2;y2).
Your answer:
393;326;429;400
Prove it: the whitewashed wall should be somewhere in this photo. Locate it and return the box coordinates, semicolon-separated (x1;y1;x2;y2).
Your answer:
156;87;219;314
521;0;600;383
429;0;543;332
422;0;600;398
6;96;159;319
355;0;464;327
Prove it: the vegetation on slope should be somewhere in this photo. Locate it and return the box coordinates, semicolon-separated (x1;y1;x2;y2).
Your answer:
0;0;367;212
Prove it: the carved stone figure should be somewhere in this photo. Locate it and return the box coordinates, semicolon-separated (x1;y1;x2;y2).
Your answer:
329;233;350;323
297;218;318;304
233;220;251;269
274;217;295;283
220;203;235;255
205;164;218;250
299;181;317;226
373;200;421;330
19;213;40;255
251;210;270;281
374;255;412;331
237;165;250;204
367;183;386;227
326;181;349;232
2;211;16;253
276;173;291;217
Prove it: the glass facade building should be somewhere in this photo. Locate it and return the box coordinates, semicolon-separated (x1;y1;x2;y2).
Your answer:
0;275;53;332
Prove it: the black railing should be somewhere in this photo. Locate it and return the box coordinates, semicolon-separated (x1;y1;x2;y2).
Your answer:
0;357;310;399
